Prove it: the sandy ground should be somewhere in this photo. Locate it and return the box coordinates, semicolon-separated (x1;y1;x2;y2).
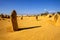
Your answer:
0;14;60;40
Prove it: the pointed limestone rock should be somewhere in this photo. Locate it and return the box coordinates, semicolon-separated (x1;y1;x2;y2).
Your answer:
11;10;18;31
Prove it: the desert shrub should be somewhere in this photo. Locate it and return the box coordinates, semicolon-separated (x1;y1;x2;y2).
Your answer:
41;13;49;16
0;14;10;19
41;12;49;16
6;15;10;19
3;14;10;19
0;14;4;18
57;12;60;15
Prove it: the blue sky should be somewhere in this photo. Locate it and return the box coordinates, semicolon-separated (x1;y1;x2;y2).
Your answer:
0;0;60;15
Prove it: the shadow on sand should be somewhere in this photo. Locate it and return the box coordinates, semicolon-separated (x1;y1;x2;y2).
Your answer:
17;26;41;31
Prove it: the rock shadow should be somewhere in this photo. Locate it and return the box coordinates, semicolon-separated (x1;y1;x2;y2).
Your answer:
18;26;41;31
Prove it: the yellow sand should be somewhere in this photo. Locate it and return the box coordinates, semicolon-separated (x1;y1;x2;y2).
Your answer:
0;14;60;40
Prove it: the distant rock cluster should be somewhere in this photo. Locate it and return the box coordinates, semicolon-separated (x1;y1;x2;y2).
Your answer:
0;14;10;19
